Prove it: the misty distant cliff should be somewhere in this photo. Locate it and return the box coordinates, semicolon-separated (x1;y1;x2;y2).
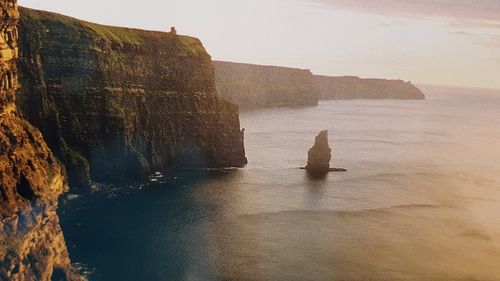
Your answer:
214;61;319;108
314;75;425;100
214;61;423;107
16;8;247;188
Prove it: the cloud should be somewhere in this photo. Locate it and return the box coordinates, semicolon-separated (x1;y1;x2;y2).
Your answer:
478;36;500;48
451;30;473;36
377;19;411;27
306;0;500;50
450;20;500;30
489;57;500;63
305;0;500;29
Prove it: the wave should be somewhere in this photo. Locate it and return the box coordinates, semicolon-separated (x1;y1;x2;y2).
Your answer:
332;171;441;184
334;138;458;146
237;203;447;220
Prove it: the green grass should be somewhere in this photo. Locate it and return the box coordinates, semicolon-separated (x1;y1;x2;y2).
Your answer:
20;6;207;55
83;23;144;46
178;36;205;55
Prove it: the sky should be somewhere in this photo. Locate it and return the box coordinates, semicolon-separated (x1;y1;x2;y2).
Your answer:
18;0;500;89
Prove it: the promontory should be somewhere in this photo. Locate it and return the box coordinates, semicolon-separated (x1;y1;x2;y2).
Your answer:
16;8;248;188
313;75;425;100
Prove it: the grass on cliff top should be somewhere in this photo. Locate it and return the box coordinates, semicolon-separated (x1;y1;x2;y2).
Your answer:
21;7;206;55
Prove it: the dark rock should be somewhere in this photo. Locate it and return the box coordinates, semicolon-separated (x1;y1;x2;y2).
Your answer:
305;130;332;172
302;130;347;174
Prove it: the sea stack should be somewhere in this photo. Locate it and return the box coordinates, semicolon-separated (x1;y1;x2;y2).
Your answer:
304;130;347;174
306;130;332;172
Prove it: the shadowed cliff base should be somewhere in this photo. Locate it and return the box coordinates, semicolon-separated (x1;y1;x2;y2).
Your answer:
314;75;425;100
16;7;247;189
214;61;320;109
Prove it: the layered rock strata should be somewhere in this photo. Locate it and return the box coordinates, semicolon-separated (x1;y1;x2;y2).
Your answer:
314;75;425;100
214;61;319;108
0;1;80;280
17;8;247;188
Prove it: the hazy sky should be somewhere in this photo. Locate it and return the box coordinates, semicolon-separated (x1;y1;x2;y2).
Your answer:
18;0;500;89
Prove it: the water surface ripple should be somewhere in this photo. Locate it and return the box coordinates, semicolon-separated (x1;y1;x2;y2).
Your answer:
59;85;500;281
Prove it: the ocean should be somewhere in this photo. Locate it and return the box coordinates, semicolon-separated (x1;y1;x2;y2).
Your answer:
58;85;500;281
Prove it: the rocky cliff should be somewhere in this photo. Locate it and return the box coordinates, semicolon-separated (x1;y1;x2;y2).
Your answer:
214;61;319;108
314;75;425;100
0;1;80;280
17;8;247;188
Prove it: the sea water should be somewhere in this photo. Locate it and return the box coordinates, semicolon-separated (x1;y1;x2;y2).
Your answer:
59;85;500;281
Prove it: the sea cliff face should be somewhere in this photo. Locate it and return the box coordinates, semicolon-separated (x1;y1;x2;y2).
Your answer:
214;61;319;109
17;8;247;188
314;75;425;100
0;1;80;280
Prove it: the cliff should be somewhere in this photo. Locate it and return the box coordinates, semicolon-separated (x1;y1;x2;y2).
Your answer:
314;75;425;100
17;8;247;188
0;1;80;280
214;61;319;108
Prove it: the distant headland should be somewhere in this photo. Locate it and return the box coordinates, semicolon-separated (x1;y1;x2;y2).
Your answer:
214;61;425;109
314;75;425;100
214;61;319;109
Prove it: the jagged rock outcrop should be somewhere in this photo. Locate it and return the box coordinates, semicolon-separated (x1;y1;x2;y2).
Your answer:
16;8;247;188
0;1;81;280
303;130;346;174
214;61;319;108
314;75;425;100
305;130;332;172
0;209;81;281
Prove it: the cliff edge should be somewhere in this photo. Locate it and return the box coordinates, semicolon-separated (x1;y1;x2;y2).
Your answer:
17;8;247;188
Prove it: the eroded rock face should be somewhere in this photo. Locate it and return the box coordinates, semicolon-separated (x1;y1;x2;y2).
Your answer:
16;8;247;188
0;209;82;281
214;61;319;109
314;75;425;100
0;1;81;280
305;130;332;172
